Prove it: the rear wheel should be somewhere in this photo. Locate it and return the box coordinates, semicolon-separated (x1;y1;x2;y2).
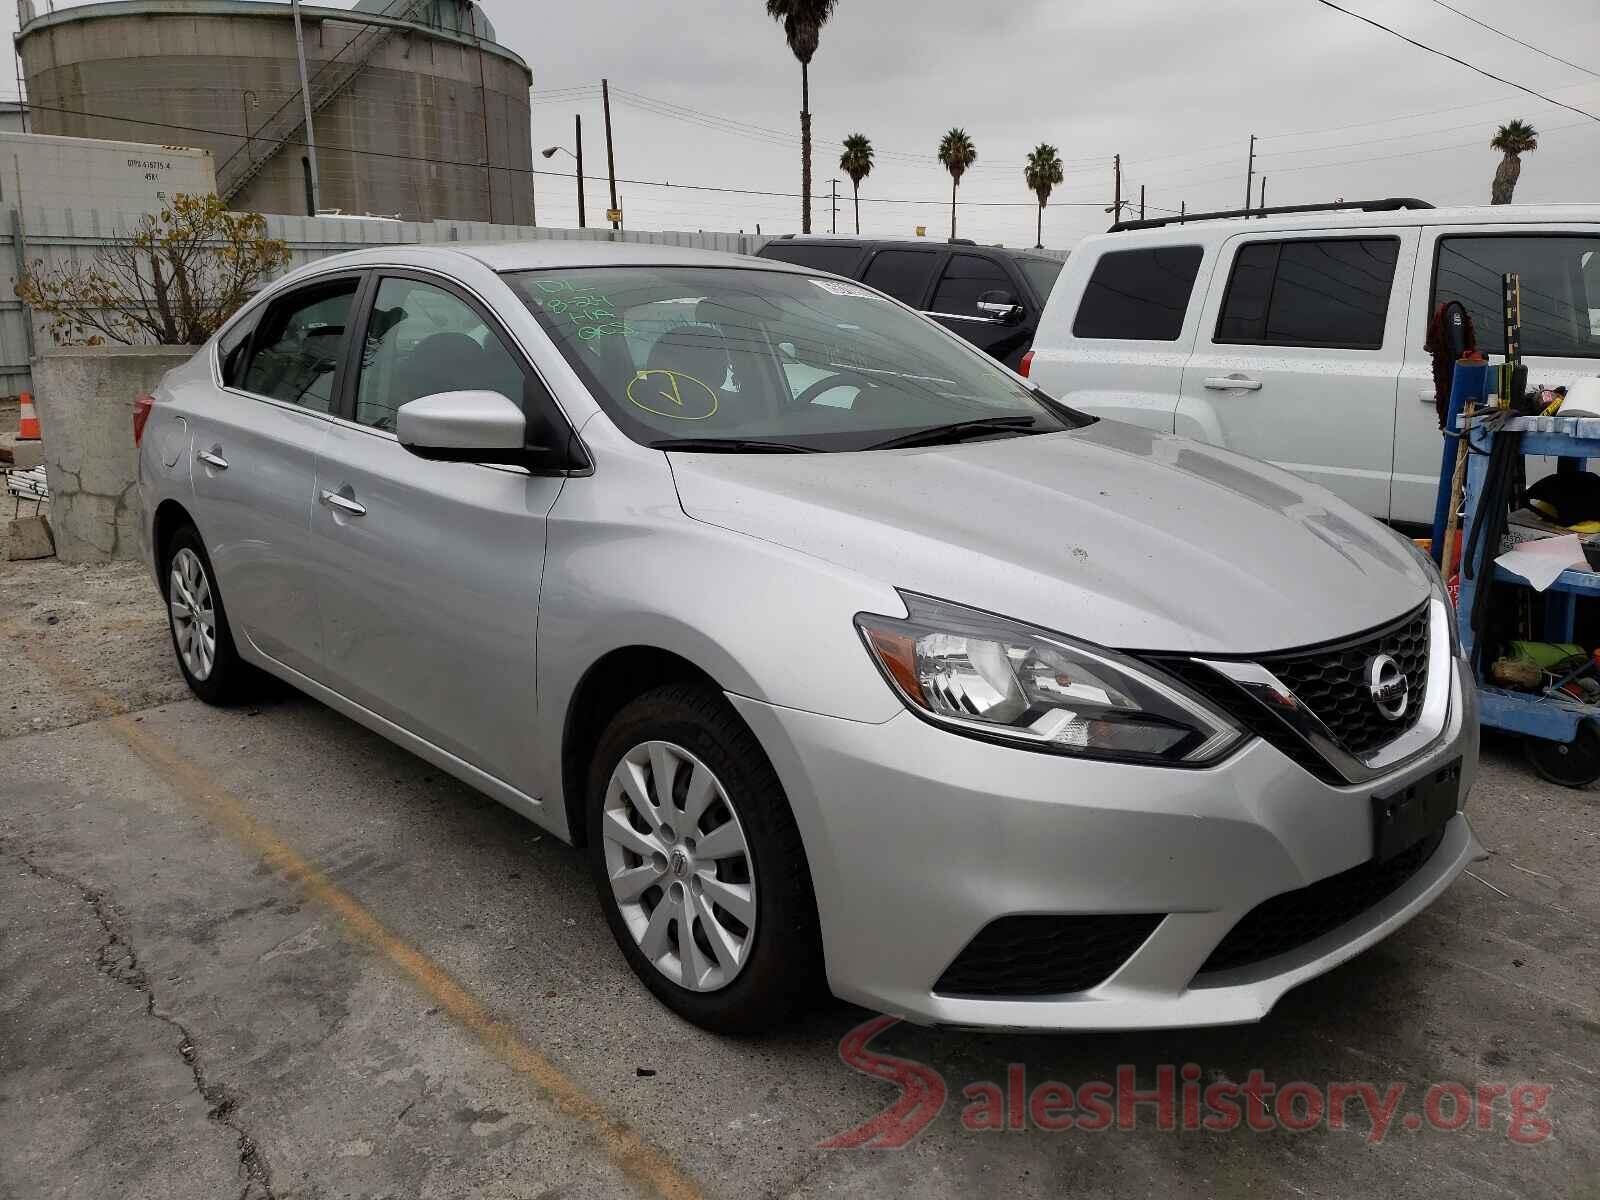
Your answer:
162;524;258;705
587;683;822;1033
1524;721;1600;789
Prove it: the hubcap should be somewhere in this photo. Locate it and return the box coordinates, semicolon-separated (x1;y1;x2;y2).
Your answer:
601;741;756;992
168;547;218;682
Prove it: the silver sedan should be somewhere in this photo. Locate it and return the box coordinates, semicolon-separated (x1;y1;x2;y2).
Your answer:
136;242;1480;1032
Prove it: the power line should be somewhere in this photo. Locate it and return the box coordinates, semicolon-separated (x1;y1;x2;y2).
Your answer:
1422;0;1599;79
1308;0;1600;123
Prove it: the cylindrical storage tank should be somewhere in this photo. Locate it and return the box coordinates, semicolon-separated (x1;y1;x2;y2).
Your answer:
16;0;534;224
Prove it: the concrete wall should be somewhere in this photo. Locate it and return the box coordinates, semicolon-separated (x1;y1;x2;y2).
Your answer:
31;345;195;562
17;0;534;224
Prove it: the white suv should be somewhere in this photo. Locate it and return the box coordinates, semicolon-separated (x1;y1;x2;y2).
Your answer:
1026;199;1600;528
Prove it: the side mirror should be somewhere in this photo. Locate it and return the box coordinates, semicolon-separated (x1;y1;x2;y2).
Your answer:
976;290;1025;325
397;390;528;464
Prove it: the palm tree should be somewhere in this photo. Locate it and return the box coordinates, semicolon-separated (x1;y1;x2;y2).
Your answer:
1024;143;1064;249
766;0;839;233
840;133;873;235
1490;119;1538;205
937;128;977;240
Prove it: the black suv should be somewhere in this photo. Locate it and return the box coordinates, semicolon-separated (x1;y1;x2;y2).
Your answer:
754;237;1064;370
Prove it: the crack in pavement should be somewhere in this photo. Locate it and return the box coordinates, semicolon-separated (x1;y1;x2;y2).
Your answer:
2;836;278;1200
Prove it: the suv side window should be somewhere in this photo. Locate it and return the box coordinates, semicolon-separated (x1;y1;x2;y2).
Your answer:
239;277;360;413
930;253;1016;318
1216;237;1399;349
861;249;937;306
355;276;526;432
1433;234;1600;358
1072;246;1203;341
759;242;863;276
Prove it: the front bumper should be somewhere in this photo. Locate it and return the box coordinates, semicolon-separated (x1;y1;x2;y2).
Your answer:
731;655;1480;1030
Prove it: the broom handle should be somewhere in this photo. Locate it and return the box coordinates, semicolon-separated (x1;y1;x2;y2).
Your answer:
1441;406;1474;580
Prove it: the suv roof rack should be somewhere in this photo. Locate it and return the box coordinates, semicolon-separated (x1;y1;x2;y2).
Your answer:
1108;196;1434;233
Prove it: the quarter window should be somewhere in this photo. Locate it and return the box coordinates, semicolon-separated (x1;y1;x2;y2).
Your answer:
1072;246;1203;341
218;312;257;388
861;249;937;306
355;277;526;432
930;254;1017;318
1433;235;1600;359
239;278;360;413
1216;238;1399;349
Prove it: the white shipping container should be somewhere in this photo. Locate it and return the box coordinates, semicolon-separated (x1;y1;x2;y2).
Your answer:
0;131;215;214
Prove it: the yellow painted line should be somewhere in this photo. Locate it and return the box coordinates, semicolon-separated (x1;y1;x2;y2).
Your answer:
5;626;706;1200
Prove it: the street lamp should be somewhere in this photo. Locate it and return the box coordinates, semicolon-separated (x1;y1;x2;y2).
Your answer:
540;113;586;228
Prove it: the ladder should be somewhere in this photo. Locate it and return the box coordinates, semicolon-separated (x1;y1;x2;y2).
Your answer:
217;0;432;203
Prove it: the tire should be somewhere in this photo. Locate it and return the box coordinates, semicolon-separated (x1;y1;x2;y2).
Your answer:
1523;722;1600;789
161;523;259;705
586;683;823;1034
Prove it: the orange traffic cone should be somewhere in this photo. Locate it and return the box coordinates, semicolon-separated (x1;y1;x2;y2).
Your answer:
17;392;40;440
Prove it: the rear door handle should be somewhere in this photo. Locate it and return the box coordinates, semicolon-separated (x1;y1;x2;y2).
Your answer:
1203;375;1262;391
196;448;229;470
320;489;367;516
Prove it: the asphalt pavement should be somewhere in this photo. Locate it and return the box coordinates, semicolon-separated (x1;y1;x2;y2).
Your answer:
1;560;1596;1199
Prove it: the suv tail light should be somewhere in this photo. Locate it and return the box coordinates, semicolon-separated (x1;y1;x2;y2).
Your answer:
1019;350;1035;379
133;393;154;447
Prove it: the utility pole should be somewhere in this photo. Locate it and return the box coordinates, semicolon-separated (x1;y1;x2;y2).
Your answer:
290;0;321;215
830;177;839;234
1243;133;1256;211
1113;153;1121;218
1179;200;1186;223
602;78;620;233
1139;184;1145;221
573;113;586;228
1258;176;1267;213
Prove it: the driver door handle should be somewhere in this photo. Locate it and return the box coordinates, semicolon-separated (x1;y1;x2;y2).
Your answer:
196;449;229;470
320;489;367;516
1203;375;1263;391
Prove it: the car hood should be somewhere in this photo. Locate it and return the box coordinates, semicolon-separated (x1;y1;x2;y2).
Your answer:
667;421;1429;654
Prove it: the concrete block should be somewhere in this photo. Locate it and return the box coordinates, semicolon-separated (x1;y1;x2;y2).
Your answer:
31;346;197;563
1;435;44;469
6;513;54;560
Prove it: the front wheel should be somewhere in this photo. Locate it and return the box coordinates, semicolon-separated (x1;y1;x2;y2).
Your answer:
586;683;822;1033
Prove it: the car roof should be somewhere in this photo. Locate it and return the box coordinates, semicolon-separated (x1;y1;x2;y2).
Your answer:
1093;203;1600;248
281;238;810;277
764;235;1054;259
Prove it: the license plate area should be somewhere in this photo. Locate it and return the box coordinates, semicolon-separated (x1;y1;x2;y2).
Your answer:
1371;760;1460;862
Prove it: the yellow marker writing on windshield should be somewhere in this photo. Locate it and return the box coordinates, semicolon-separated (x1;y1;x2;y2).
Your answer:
626;369;719;421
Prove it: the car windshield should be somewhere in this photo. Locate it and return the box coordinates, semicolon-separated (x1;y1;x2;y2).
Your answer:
504;266;1085;451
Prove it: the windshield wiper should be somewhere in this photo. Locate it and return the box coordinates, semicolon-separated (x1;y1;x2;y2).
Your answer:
863;415;1039;451
650;437;820;454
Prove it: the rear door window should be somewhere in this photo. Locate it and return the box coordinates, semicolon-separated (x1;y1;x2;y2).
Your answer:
239;277;361;412
759;242;864;276
1072;246;1203;341
1433;234;1600;358
1216;237;1399;349
930;253;1017;318
860;249;938;306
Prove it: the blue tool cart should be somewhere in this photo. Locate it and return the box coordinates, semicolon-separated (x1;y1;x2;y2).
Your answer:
1455;411;1600;786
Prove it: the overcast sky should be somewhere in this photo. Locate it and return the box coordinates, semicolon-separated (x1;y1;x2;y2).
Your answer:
9;0;1600;246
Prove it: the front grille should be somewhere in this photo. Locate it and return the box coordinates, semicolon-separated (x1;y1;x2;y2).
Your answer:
1195;825;1446;977
1258;605;1431;757
933;913;1163;998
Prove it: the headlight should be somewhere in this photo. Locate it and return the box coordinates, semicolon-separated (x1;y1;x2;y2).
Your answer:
855;594;1243;765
